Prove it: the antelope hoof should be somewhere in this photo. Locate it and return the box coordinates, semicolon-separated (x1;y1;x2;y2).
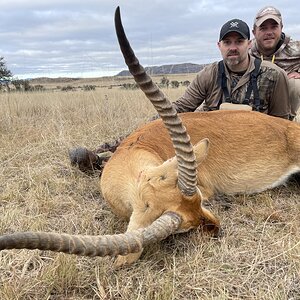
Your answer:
208;226;223;239
201;221;222;238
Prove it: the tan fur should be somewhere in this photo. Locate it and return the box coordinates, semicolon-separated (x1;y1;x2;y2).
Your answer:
100;110;300;265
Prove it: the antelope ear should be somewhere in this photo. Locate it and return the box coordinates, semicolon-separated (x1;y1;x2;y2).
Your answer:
145;138;209;182
193;138;210;164
139;156;176;188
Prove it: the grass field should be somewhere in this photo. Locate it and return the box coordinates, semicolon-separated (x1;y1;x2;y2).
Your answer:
0;80;299;299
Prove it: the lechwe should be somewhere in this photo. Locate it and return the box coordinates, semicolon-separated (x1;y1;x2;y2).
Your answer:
0;7;299;267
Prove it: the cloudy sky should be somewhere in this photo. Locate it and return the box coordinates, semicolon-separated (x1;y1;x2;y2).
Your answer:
1;0;299;79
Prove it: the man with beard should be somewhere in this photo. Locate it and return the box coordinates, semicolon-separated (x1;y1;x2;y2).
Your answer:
250;6;300;120
173;18;291;119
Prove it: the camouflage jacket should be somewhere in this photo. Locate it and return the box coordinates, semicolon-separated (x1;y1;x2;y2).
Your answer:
250;33;300;74
173;56;290;119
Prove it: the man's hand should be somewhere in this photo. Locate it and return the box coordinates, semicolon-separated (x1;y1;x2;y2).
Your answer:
288;72;300;79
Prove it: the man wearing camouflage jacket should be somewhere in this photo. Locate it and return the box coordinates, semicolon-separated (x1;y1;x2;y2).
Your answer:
174;18;290;119
250;6;300;119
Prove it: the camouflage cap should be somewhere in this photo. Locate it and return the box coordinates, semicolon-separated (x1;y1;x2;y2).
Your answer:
254;6;282;27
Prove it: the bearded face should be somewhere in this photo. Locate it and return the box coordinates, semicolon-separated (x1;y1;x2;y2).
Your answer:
218;32;251;70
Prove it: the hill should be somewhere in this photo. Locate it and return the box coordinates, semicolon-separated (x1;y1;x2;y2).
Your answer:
116;62;207;76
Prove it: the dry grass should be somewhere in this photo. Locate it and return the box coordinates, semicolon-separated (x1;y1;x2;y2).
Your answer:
0;81;299;300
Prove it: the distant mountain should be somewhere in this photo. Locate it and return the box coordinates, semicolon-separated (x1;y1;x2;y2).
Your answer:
116;63;208;76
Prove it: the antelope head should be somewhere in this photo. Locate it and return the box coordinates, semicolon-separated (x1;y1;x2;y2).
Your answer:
111;7;220;233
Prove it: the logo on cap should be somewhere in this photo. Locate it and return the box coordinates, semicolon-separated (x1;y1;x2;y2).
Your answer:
230;21;239;28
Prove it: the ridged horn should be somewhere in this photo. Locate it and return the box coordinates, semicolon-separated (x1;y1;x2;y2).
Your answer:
114;7;198;196
0;212;181;256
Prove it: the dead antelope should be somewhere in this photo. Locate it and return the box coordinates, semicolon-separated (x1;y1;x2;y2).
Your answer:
0;7;299;267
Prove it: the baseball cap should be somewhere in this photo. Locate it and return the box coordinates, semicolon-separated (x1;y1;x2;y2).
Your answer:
254;6;282;27
219;19;250;41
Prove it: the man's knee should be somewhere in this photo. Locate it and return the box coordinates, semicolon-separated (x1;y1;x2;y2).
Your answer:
288;78;300;117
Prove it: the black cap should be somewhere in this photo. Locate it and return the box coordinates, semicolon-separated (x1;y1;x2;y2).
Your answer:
219;19;250;41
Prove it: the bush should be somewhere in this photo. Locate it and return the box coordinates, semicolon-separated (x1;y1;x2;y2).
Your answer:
170;80;180;88
121;83;138;90
11;79;33;91
61;85;75;92
83;85;96;91
160;76;169;88
33;85;45;92
182;80;190;87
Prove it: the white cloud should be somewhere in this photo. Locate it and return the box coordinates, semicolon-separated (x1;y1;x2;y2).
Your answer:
1;0;299;78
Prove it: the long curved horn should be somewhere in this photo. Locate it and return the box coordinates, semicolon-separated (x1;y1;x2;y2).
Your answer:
114;7;197;196
0;212;181;256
